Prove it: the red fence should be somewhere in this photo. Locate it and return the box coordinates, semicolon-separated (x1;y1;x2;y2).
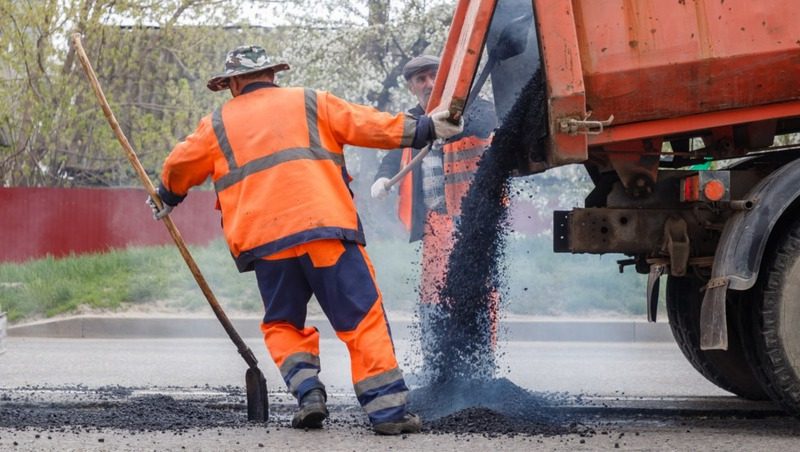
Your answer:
0;187;222;263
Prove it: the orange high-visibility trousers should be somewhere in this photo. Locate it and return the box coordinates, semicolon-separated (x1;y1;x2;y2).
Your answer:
256;239;409;425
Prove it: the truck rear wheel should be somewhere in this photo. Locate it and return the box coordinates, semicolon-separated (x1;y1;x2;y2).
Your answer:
744;217;800;415
666;275;768;400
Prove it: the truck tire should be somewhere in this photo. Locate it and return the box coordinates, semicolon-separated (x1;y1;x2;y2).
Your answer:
666;275;768;400
744;216;800;415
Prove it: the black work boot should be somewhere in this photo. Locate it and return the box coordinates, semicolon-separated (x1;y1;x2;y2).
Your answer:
372;413;422;435
292;389;329;429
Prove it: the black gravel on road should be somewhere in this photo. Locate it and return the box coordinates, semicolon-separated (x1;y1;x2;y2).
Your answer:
0;395;249;432
0;386;368;433
425;407;590;438
0;386;249;432
2;385;794;442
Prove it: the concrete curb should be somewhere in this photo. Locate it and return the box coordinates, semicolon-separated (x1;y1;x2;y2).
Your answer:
8;315;675;343
0;312;6;354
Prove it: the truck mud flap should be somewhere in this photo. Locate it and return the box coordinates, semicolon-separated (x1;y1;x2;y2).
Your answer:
700;157;800;350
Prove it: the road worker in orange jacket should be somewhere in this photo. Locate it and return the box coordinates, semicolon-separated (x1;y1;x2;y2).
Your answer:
147;45;462;435
370;55;498;358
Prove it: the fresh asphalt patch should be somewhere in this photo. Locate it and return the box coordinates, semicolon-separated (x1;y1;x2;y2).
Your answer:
0;385;790;439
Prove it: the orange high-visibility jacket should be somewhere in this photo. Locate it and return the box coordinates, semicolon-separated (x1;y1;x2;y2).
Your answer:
160;86;418;271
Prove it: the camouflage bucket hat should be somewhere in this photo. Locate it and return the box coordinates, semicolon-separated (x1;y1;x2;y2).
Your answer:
207;45;290;92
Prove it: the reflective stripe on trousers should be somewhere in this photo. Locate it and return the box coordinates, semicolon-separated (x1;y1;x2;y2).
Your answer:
277;350;324;398
354;367;409;425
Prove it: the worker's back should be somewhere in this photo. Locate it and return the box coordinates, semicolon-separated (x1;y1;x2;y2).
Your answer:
212;86;359;260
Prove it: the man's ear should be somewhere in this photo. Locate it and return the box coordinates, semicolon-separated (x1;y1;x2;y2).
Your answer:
229;77;241;97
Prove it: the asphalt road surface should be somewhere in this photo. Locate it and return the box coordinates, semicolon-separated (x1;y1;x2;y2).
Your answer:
1;337;798;450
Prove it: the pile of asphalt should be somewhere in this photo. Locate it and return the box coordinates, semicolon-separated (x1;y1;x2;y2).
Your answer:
409;377;591;437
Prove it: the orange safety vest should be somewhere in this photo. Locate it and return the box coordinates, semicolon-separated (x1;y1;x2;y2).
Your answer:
396;134;493;228
397;148;415;232
442;135;493;217
161;86;417;271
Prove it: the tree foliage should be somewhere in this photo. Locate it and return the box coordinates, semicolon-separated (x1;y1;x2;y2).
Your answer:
0;0;454;187
277;0;451;110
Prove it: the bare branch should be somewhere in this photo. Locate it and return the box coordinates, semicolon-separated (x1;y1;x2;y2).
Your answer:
156;45;198;81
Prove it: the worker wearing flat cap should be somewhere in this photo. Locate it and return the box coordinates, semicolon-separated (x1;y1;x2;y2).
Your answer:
148;45;464;435
371;54;498;355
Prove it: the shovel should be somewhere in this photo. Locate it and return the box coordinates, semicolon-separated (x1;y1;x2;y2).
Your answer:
71;33;269;423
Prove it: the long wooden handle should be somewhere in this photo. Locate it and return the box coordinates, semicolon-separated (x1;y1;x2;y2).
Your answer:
71;33;259;368
384;143;431;190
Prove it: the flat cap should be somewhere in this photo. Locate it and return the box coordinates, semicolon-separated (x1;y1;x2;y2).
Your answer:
402;55;440;80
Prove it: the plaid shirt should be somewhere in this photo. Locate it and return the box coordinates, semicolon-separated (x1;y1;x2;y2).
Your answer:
421;142;446;213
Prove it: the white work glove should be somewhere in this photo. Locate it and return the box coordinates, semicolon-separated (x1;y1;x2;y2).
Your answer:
146;195;174;220
371;177;391;199
430;109;464;140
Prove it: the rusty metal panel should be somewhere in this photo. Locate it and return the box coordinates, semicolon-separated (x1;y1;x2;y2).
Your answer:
557;206;723;256
573;0;800;126
560;208;669;254
0;187;221;263
532;0;588;166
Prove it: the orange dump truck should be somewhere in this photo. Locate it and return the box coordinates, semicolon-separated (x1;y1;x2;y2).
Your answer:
435;0;800;415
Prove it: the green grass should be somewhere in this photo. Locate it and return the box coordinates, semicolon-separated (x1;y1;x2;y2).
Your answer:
0;240;259;322
503;235;648;316
0;235;650;323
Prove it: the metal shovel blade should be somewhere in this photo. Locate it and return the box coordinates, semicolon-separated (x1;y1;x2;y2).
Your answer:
245;367;269;422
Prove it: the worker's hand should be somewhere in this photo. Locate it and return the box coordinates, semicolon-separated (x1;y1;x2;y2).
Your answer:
431;110;464;140
371;177;391;199
146;195;174;220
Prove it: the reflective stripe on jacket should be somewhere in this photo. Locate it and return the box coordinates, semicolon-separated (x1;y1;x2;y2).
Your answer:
442;134;492;217
161;86;417;271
